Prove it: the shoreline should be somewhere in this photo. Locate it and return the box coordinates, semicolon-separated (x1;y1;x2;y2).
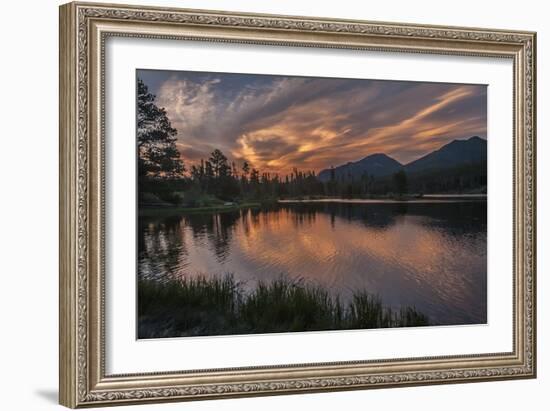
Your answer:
139;194;487;215
278;195;486;205
138;202;262;216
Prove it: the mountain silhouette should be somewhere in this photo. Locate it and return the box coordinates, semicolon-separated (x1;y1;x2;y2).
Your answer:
318;136;486;183
405;136;486;174
318;153;402;182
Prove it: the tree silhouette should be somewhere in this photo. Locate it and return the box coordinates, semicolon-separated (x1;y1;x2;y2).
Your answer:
137;78;184;178
242;161;250;179
209;149;230;178
392;170;408;195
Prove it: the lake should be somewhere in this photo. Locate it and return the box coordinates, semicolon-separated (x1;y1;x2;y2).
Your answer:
138;199;487;326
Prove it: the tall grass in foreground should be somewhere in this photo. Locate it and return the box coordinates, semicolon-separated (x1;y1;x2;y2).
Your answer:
138;276;429;338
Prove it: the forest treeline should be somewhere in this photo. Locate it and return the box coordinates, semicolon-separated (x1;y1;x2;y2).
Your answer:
140;147;412;205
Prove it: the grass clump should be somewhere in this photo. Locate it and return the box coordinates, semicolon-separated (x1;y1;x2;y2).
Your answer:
138;275;429;338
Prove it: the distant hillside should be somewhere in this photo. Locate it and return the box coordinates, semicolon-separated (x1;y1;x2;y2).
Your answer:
318;153;402;183
317;136;487;194
405;136;487;174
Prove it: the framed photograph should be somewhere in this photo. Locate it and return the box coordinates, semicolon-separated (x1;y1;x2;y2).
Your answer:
59;2;536;408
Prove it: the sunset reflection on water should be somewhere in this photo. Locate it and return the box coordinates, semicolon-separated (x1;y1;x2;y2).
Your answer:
138;201;487;326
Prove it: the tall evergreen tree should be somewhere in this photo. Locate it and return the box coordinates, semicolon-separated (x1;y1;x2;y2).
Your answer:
241;161;250;179
209;149;230;178
393;170;408;195
137;78;184;178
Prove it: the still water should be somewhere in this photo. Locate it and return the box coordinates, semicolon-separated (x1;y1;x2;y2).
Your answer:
138;200;487;326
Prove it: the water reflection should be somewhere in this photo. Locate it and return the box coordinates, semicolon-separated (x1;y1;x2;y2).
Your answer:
138;201;487;325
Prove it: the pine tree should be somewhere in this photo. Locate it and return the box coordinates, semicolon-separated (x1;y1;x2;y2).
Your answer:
209;149;230;178
137;78;184;178
393;170;408;195
242;161;250;179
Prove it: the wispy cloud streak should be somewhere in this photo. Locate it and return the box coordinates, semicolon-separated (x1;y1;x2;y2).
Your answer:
138;69;487;175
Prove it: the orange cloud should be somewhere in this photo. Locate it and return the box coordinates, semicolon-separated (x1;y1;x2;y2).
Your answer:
145;70;486;177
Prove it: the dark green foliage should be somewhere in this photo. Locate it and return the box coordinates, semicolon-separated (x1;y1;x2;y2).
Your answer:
347;293;391;329
138;143;486;209
392;170;408;195
138;178;190;208
238;279;337;333
137;79;184;179
406;162;487;194
138;275;430;338
138;276;240;338
209;149;230;178
137;78;186;205
396;306;430;327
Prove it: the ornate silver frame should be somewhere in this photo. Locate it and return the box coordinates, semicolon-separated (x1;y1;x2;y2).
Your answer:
59;2;536;408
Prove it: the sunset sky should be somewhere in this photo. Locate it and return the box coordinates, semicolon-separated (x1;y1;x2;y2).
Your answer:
137;69;487;176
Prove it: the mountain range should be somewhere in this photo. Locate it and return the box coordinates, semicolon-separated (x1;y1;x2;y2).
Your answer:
317;136;487;183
